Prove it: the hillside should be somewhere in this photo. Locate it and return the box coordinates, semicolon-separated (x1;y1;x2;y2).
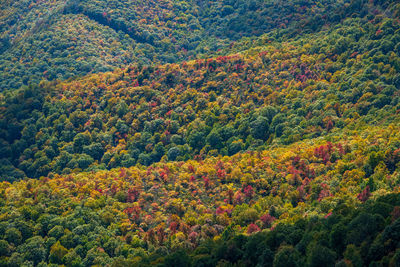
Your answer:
1;7;400;180
0;125;399;266
0;0;380;90
0;0;400;266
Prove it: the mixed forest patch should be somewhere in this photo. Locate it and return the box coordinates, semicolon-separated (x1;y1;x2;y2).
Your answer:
0;0;400;266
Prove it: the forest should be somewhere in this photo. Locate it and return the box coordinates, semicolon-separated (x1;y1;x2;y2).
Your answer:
0;0;400;266
0;0;388;90
1;5;400;180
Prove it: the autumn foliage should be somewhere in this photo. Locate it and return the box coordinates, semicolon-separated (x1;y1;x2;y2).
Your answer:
0;0;399;265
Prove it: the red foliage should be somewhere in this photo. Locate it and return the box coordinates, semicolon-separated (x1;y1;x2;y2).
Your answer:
169;221;178;234
260;214;276;227
244;185;254;199
217;169;226;179
357;186;371;202
216;206;225;215
216;160;224;170
287;165;302;184
124;205;141;221
234;191;244;204
314;143;335;164
146;229;156;244
179;222;190;235
216;56;229;63
189;232;198;243
293;156;301;165
350;52;358;57
188;165;195;173
318;183;331;201
227;189;234;204
127;188;140;202
160;171;168;183
247;223;260;234
297;185;306;200
156;227;165;245
203;176;210;189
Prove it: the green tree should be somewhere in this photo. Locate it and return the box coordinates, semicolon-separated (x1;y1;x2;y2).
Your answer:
18;236;46;265
49;241;68;264
250;116;269;140
273;245;302;267
168;147;180;161
48;225;64;240
164;249;191;267
206;129;223;150
5;228;22;245
306;245;336;267
344;244;363;267
0;240;9;256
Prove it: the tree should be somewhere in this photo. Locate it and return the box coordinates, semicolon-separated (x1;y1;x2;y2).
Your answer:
77;154;94;169
18;236;46;265
48;225;64;240
250;116;269;140
5;228;22;245
260;106;277;122
70;110;89;128
344;244;363;267
206;129;223;149
62;249;83;267
73;132;91;153
306;245;336;267
228;140;243;155
164;249;191;267
188;131;206;151
168;147;180;161
83;143;104;161
273;245;302;267
49;241;68;264
0;240;9;256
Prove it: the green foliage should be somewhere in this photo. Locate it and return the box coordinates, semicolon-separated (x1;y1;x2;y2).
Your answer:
140;194;400;266
0;0;400;265
49;241;68;264
2;3;400;179
0;0;358;90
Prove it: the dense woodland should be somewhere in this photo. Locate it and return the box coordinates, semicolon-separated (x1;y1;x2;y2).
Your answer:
1;5;400;180
0;0;393;90
0;126;399;266
0;0;400;266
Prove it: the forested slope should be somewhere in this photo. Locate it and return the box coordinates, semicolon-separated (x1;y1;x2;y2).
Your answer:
0;125;399;266
0;0;389;90
1;5;399;180
0;0;400;266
